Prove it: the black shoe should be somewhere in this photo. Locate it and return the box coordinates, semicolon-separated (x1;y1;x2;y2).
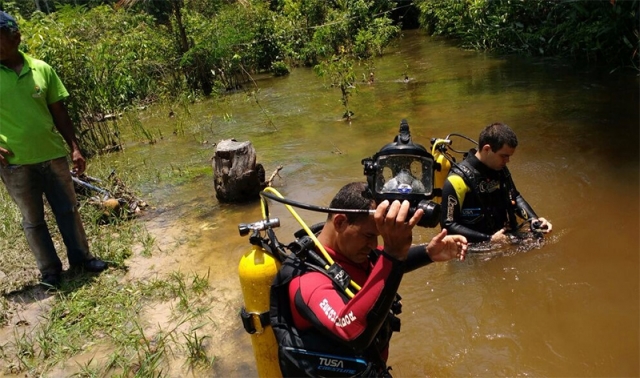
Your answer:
40;273;61;288
73;258;108;273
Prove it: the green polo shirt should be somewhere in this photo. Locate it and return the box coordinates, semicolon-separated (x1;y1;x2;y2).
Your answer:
0;51;69;164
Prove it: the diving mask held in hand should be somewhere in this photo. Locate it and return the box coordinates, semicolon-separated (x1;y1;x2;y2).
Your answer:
362;119;441;228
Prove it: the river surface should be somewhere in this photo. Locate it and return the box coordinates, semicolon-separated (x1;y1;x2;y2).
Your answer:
103;29;639;377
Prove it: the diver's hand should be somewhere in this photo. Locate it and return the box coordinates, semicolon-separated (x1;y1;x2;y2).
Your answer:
532;218;552;233
490;228;509;244
0;147;13;167
374;199;423;261
426;229;467;262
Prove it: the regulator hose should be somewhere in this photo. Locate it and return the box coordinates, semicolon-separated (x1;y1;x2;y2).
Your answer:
260;190;373;215
260;187;362;297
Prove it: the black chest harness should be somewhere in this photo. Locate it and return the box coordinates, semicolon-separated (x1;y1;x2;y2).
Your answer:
268;233;401;377
450;158;519;231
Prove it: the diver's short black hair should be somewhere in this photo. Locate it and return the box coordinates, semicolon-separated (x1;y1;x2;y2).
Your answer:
328;182;374;224
478;122;518;152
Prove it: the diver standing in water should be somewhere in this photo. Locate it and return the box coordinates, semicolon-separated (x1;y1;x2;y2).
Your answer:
270;182;467;377
440;123;553;244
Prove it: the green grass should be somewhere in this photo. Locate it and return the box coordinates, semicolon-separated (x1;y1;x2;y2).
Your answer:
0;161;218;376
0;264;217;376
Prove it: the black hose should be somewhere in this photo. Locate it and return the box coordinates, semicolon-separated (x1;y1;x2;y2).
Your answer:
260;191;372;215
445;133;477;154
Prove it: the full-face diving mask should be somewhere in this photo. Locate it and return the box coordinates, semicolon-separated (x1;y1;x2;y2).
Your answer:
362;119;441;228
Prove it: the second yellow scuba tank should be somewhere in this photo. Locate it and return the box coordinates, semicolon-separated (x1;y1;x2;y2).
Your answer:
431;138;453;204
433;149;451;204
430;134;477;204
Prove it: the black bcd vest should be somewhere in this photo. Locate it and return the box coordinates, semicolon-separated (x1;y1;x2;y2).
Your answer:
269;252;399;378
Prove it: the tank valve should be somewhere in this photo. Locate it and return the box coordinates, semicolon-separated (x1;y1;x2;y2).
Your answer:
238;218;281;236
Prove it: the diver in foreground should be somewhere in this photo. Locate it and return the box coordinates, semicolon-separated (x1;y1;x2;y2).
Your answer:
440;123;553;244
270;182;467;377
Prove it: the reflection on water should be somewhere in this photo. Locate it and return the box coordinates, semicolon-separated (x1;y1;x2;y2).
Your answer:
103;30;638;376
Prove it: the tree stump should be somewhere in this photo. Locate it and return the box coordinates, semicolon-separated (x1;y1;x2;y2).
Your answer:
213;139;265;202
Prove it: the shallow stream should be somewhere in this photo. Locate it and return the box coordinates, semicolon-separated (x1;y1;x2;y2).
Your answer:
103;29;639;376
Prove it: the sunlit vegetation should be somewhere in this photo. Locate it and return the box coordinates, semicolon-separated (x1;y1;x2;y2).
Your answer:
3;0;403;155
310;0;400;120
416;0;639;71
4;0;635;155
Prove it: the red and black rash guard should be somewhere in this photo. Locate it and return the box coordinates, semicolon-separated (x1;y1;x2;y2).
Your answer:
270;244;433;377
289;247;403;358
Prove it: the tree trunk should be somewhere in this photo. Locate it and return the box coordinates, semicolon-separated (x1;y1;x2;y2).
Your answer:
213;139;265;203
172;0;190;55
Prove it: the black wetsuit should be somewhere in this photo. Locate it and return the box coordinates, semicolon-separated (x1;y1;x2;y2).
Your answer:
440;152;537;243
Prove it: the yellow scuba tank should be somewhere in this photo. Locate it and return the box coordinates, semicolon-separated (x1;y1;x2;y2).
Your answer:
431;139;452;204
237;186;362;377
238;244;282;377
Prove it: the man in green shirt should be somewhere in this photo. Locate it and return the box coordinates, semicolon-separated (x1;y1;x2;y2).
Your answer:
0;11;107;288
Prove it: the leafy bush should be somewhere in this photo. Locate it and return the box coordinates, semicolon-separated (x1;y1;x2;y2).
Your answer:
1;0;418;155
18;5;178;155
178;2;282;94
305;0;399;118
271;61;291;77
416;0;639;71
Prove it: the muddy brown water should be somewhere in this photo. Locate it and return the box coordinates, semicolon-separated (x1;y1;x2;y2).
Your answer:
104;30;639;376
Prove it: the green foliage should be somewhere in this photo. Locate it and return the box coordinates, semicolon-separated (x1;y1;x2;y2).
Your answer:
314;54;357;119
309;0;398;61
542;0;639;69
271;0;328;65
18;5;178;156
178;2;279;94
416;0;639;71
6;0;119;16
4;0;634;157
112;0;293;99
271;61;291;76
183;324;215;369
3;0;406;149
304;0;399;118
